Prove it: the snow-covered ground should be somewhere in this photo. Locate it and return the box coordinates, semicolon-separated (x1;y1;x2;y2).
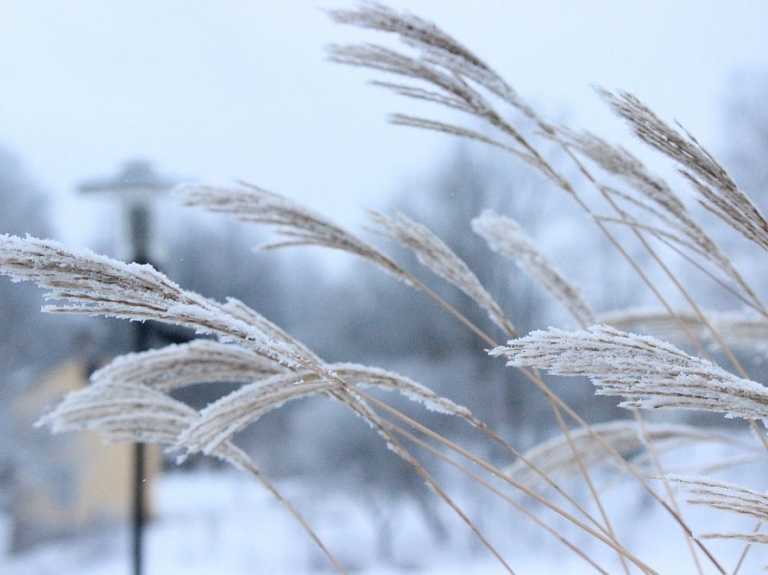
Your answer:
3;440;768;574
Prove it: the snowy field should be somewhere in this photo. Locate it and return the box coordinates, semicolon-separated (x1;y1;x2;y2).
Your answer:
2;441;768;574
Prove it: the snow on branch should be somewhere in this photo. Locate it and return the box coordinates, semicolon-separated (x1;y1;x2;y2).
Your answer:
491;325;768;421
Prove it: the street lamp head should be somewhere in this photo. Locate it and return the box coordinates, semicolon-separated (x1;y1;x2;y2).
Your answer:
78;159;179;203
78;159;183;265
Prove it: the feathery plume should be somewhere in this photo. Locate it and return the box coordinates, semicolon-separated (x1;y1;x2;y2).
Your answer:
0;234;305;366
175;183;410;283
176;373;339;456
561;129;744;286
492;325;768;420
327;4;571;190
506;422;738;490
600;89;768;253
34;378;348;571
36;380;198;446
176;184;505;342
327;3;545;125
90;340;289;393
598;308;768;352
176;362;474;457
0;234;201;322
368;210;515;335
35;379;259;470
667;476;768;543
472;210;594;327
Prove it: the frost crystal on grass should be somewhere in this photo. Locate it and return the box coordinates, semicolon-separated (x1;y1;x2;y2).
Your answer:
600;89;768;254
0;234;303;366
492;325;768;421
91;340;289;393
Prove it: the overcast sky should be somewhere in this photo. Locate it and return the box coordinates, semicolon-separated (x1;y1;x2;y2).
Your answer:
2;1;768;249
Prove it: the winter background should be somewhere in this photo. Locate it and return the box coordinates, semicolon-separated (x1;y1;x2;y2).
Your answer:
3;1;768;573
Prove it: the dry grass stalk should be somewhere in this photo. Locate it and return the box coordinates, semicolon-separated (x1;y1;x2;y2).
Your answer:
0;234;303;366
327;3;570;190
327;3;544;125
0;234;474;458
506;422;741;490
175;362;474;458
598;308;768;352
560;128;750;296
493;325;768;421
176;183;406;281
367;210;516;335
5;3;768;573
600;89;768;255
35;378;350;573
667;476;768;544
472;209;595;328
177;183;501;346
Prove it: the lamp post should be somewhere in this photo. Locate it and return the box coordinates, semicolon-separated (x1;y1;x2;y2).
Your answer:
79;159;178;575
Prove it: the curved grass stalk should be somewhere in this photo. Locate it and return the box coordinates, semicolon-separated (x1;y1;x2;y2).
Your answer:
177;180;731;570
355;386;660;575
561;134;768;458
5;4;766;573
179;183;653;561
731;521;762;575
177;183;511;344
632;412;706;575
517;370;727;574
549;399;632;575
384;420;613;575
35;379;349;574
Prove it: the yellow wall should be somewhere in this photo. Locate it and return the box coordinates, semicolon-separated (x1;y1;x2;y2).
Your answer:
12;360;161;546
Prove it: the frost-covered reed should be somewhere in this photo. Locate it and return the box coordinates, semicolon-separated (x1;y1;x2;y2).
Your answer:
4;3;768;574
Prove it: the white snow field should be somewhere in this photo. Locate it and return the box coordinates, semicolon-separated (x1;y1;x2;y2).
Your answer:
2;438;768;574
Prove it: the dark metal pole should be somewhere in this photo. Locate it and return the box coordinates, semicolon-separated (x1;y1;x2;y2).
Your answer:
129;203;151;575
79;161;179;575
131;444;146;575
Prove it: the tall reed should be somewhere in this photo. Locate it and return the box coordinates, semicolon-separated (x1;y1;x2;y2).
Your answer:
3;3;768;573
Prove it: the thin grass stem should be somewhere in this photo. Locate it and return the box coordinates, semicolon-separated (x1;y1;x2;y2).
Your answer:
385;420;613;575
